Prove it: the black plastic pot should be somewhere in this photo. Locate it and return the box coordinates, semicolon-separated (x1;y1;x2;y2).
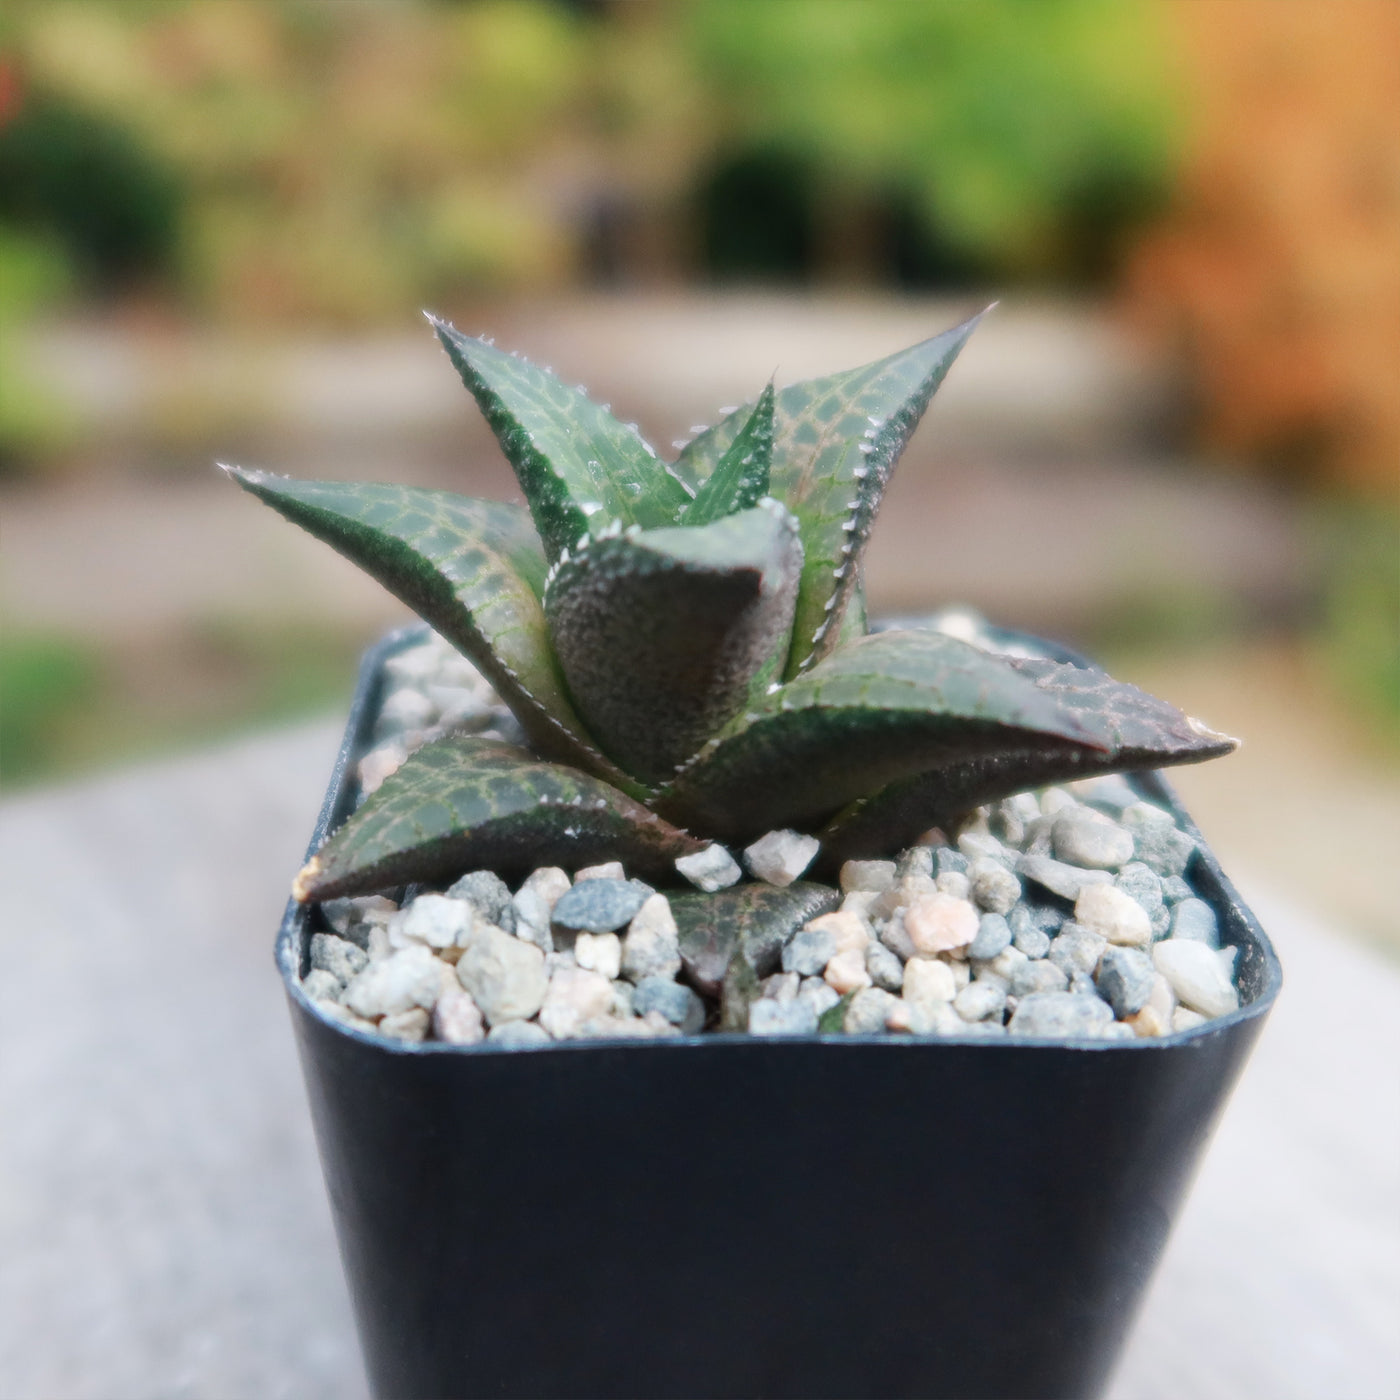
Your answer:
278;626;1281;1400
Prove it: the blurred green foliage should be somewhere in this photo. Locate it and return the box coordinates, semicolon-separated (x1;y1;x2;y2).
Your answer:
0;631;100;784
0;0;1179;324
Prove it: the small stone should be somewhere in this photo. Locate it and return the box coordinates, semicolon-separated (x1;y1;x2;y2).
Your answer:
954;980;1007;1022
457;926;548;1026
841;860;897;894
366;926;392;963
947;956;972;991
844;987;900;1034
1053;807;1135;870
873;871;937;920
1017;853;1114;902
1070;774;1140;813
1122;804;1196;877
968;913;1012;960
1009;991;1116;1038
378;1007;431;1041
1096;947;1156;1017
744;829;821;886
798;978;842;1018
865;941;905;993
1115;863;1169;938
1126;1004;1168;1038
1010;960;1070;996
315;1002;377;1033
357;742;408;796
486;1020;551;1047
1012;923;1051;960
879;914;918;963
432;985;485;1043
1172;1007;1208;1033
1160;875;1194;904
1022;814;1055;856
749;998;819;1036
905;893;979;954
302;968;342;1002
426;683;493;730
958;831;1010;866
513;867;571;949
610;980;635;1019
761;971;801;1002
1039;787;1077;815
320;895;396;943
1075;883;1153;947
897;846;936;880
1047;925;1107;978
310;932;368;984
933;848;968;879
374;686;437;738
1218;944;1240;978
551;878;651;933
935;871;971;899
968;859;1021;914
1068;970;1099;997
343;945;443;1020
538;964;615;1039
840;890;880;925
824;947;872;994
575;861;626;882
1146;971;1177;1023
907;999;965;1036
393;894;473;951
782;923;839;976
1017;904;1066;935
989;801;1026;849
1171;898;1220;947
632;976;705;1034
902;957;957;1005
804;910;870;954
446;871;517;934
1153;939;1239;1018
575;931;623;980
986;944;1029;983
675;844;742;891
621;894;682;983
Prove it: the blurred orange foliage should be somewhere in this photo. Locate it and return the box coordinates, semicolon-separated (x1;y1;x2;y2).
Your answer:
1128;0;1400;492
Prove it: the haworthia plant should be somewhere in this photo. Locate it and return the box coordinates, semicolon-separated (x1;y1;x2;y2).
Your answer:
227;310;1237;927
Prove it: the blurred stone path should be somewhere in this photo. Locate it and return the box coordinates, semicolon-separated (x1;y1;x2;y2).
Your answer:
1;724;1396;1399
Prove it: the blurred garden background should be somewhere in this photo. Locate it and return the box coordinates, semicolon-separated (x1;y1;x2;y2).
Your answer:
1;0;1396;946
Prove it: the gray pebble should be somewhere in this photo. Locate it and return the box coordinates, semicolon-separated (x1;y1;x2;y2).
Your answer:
968;913;1012;960
1073;774;1141;814
1115;862;1170;938
1052;807;1135;870
954;980;1007;1023
749;998;819;1036
446;870;517;934
1010;960;1070;996
1017;853;1113;902
933;848;968;879
1009;991;1116;1038
782;924;839;977
1048;925;1107;978
1096;946;1156;1017
844;987;900;1034
1012;923;1051;960
310;932;368;985
1121;805;1196;877
551;878;652;933
1022;814;1056;856
1171;898;1220;947
865;941;905;993
879;915;918;963
632;977;706;1034
896;846;935;880
302;968;342;1002
989;802;1026;848
1160;874;1195;904
798;980;842;1018
1068;970;1099;997
969;858;1021;914
486;1020;552;1047
760;971;801;1002
958;831;1010;866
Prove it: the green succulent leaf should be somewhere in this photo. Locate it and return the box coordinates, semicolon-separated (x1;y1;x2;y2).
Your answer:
718;946;762;1032
672;880;839;996
679;382;774;527
544;504;804;785
293;736;705;902
818;656;1240;861
817;991;855;1034
430;317;690;562
674;312;985;677
655;629;1108;841
225;468;638;792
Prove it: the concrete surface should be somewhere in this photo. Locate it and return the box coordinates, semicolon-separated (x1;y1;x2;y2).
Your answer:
1;724;1396;1400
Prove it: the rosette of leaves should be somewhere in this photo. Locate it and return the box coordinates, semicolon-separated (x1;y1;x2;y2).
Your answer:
226;311;1235;952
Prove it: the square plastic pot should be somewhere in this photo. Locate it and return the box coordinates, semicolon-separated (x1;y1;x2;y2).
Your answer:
278;626;1281;1400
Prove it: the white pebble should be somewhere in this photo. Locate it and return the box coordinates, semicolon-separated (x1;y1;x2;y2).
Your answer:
392;894;473;950
357;742;407;796
575;931;622;980
342;945;443;1020
744;829;820;886
575;861;625;882
675;844;743;891
457;926;548;1025
1172;1007;1208;1033
621;894;681;982
824;947;872;994
903;957;956;1005
432;985;485;1044
935;871;971;899
1154;939;1239;1019
968;858;1021;914
805;910;869;955
840;860;896;894
378;1007;431;1041
904;893;979;954
513;867;571;947
538;965;614;1039
1075;883;1152;947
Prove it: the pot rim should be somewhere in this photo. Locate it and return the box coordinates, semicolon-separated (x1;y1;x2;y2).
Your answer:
276;623;1282;1057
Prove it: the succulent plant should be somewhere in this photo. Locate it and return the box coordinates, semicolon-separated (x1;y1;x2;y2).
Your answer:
225;311;1235;945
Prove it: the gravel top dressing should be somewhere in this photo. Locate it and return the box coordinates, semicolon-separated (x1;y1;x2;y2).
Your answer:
301;633;1240;1045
